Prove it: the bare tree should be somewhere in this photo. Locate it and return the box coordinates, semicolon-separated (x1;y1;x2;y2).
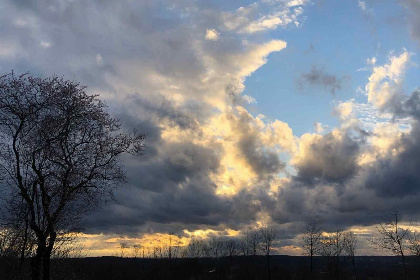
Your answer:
223;237;239;258
300;223;323;276
249;229;261;257
132;244;141;259
185;238;204;259
408;231;420;259
222;237;239;279
170;240;182;259
239;230;251;256
208;236;224;259
242;229;261;279
320;230;344;279
343;231;358;280
0;72;145;280
184;238;205;280
260;225;277;280
371;210;410;278
120;242;129;258
0;227;22;258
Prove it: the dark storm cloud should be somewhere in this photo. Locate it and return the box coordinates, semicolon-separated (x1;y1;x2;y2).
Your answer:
364;129;420;198
400;89;420;120
293;131;360;184
82;92;270;235
364;89;420;198
85;172;263;235
239;135;285;175
229;107;286;177
297;66;346;95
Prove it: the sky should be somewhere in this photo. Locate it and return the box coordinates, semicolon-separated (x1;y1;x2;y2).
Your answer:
0;0;419;256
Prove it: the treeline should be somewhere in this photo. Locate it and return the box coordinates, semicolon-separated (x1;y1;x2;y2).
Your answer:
1;212;420;279
120;225;276;260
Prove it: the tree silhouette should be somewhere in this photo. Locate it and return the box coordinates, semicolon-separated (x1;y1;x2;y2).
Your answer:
0;72;145;280
409;231;420;259
300;223;323;277
343;231;358;280
259;225;277;280
320;229;344;279
372;210;410;279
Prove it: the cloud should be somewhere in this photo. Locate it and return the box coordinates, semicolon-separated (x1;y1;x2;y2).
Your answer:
95;53;104;66
40;41;51;48
334;100;354;121
242;94;257;104
298;66;346;95
0;0;300;237
221;0;309;34
367;56;377;65
358;1;367;11
314;122;328;134
238;7;305;33
401;0;420;44
269;54;420;231
291;128;360;184
365;50;412;112
357;0;373;15
205;29;220;41
1;0;420;257
0;41;24;59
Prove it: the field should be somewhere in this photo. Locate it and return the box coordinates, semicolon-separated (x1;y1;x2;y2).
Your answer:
1;255;420;280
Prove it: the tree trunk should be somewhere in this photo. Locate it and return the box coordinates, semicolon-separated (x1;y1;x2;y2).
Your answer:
42;254;51;280
31;231;56;280
401;253;408;279
43;231;56;280
352;257;357;280
31;241;45;280
310;254;313;278
20;219;29;267
335;255;339;280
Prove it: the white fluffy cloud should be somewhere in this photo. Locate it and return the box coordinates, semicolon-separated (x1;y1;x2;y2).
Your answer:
365;50;412;111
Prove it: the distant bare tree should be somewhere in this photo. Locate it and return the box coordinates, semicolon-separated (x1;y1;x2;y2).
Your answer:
300;223;323;276
372;210;410;278
185;238;204;259
223;237;239;258
343;231;358;280
184;238;205;280
132;244;141;259
260;225;277;280
0;227;21;258
211;236;225;259
222;237;239;279
170;240;183;259
320;230;344;279
240;231;251;256
408;231;420;259
0;72;145;280
249;229;261;257
245;229;261;279
120;242;129;258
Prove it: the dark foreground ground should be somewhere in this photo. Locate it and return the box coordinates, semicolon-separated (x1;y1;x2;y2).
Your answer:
1;255;420;280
